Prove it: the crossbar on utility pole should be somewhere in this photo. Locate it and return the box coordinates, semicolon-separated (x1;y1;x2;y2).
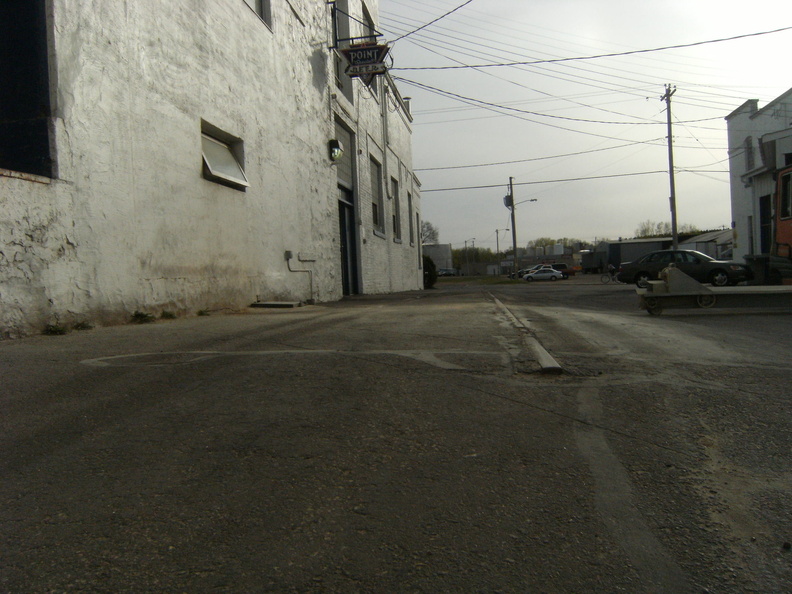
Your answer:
662;84;678;249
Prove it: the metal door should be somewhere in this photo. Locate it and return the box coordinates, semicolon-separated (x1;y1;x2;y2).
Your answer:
338;188;359;295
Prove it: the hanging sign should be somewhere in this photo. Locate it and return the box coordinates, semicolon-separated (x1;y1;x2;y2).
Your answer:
340;43;390;78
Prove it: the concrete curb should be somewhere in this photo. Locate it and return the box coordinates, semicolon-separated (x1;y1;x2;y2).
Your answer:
491;295;563;374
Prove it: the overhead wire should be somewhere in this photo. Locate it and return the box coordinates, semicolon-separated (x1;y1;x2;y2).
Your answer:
384;31;739;126
390;23;762;113
389;25;792;71
387;20;675;111
390;0;477;44
421;170;669;193
381;12;740;172
403;37;671;125
395;76;669;144
385;0;753;79
399;76;724;127
380;2;769;217
381;9;786;111
414;140;666;171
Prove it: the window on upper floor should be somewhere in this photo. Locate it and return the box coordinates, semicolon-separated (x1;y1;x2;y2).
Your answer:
744;136;755;171
370;157;384;233
243;0;272;27
0;0;53;177
333;0;354;103
408;193;415;245
391;177;401;241
334;52;354;103
417;214;423;267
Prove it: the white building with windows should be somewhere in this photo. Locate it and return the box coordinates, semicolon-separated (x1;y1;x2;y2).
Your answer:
0;0;421;338
726;88;792;259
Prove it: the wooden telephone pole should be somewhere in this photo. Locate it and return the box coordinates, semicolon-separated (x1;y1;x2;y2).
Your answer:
661;84;679;249
508;177;517;275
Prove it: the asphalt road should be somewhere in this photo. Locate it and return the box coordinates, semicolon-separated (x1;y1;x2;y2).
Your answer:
1;275;790;592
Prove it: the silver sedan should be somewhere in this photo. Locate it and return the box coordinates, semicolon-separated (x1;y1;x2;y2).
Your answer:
524;267;565;281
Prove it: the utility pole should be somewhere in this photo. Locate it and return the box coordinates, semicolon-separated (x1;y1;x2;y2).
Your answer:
464;238;475;276
508;177;517;275
661;84;679;249
496;228;509;256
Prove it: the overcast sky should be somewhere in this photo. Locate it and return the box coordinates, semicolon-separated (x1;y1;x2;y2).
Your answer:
379;0;792;252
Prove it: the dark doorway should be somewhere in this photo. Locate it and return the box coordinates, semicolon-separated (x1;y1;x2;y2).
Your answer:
338;187;359;295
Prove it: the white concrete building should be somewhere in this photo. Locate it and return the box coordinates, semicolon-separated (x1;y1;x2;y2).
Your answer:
0;1;421;338
726;88;792;259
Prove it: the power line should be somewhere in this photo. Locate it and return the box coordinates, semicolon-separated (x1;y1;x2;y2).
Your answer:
391;0;477;43
396;78;668;144
421;170;668;193
414;140;664;171
397;77;724;127
382;7;788;112
384;11;776;121
400;33;668;124
397;77;665;125
391;25;792;71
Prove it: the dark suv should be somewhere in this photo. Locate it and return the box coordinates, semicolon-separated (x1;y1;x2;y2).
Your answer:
616;249;750;287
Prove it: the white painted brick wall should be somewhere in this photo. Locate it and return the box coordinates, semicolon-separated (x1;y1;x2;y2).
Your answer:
0;0;421;337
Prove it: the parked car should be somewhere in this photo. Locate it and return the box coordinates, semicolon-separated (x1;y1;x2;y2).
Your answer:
616;249;750;287
437;268;457;277
524;266;565;282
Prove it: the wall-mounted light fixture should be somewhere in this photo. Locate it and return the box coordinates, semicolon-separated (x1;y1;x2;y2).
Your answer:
328;139;344;162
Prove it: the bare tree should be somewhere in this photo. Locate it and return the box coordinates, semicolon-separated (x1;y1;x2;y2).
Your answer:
421;221;439;244
635;220;671;237
635;220;699;238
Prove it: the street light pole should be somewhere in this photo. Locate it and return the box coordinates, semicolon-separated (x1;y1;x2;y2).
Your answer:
496;228;509;276
496;228;509;256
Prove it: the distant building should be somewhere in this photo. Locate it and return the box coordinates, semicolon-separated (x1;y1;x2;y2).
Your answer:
679;229;733;259
726;88;792;259
0;0;421;337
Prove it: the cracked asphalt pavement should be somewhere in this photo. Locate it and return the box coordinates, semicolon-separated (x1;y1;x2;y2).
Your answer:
1;276;791;591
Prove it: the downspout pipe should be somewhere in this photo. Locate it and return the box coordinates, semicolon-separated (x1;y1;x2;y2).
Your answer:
285;251;315;304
